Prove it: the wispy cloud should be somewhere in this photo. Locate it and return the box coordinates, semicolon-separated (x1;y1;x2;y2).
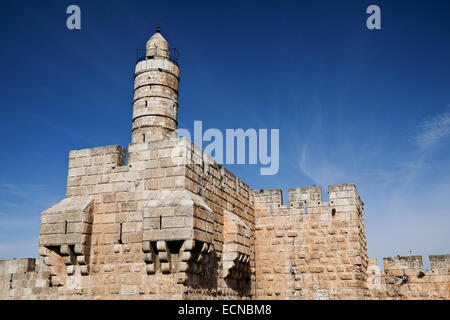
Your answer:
416;108;450;149
29;114;95;145
364;158;426;190
0;181;62;208
0;182;36;203
299;142;348;187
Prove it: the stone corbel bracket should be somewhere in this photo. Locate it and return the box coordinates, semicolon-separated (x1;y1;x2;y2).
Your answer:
157;241;172;274
37;246;66;287
142;238;216;285
142;241;157;275
223;252;250;280
176;240;215;284
60;244;90;276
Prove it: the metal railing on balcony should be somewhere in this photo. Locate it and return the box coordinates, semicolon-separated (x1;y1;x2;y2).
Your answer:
136;46;179;65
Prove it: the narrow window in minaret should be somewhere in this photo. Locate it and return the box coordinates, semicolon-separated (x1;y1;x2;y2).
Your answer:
145;101;148;108
119;222;123;244
9;274;13;289
64;220;68;234
142;134;146;142
159;215;162;230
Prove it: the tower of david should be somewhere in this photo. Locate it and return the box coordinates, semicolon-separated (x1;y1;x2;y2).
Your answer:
0;30;448;300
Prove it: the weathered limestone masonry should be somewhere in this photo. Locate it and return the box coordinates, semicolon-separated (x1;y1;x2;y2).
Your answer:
132;29;179;143
367;255;450;299
254;185;369;299
0;30;448;300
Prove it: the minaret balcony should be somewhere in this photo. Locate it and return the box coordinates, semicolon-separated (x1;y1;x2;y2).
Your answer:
136;47;179;66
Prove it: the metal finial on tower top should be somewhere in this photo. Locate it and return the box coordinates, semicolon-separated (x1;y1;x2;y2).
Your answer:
156;25;161;33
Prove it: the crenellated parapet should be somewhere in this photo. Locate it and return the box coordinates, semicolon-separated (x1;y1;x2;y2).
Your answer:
253;184;369;299
367;255;450;299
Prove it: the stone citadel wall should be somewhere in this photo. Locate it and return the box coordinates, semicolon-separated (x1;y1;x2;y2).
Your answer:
0;140;448;299
367;255;450;299
0;30;448;300
1;138;255;300
253;185;369;300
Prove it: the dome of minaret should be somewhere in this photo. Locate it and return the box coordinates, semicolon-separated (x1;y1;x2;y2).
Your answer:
146;26;169;58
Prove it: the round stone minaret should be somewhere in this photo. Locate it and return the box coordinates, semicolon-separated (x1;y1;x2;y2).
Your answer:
132;27;179;143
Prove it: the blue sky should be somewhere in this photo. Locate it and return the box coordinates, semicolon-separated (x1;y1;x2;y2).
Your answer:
0;0;449;270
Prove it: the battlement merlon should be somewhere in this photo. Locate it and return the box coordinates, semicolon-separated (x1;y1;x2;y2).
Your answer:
328;184;364;216
429;254;450;273
383;255;424;272
289;186;322;205
68;145;127;168
253;184;363;212
253;189;283;206
66;145;127;196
